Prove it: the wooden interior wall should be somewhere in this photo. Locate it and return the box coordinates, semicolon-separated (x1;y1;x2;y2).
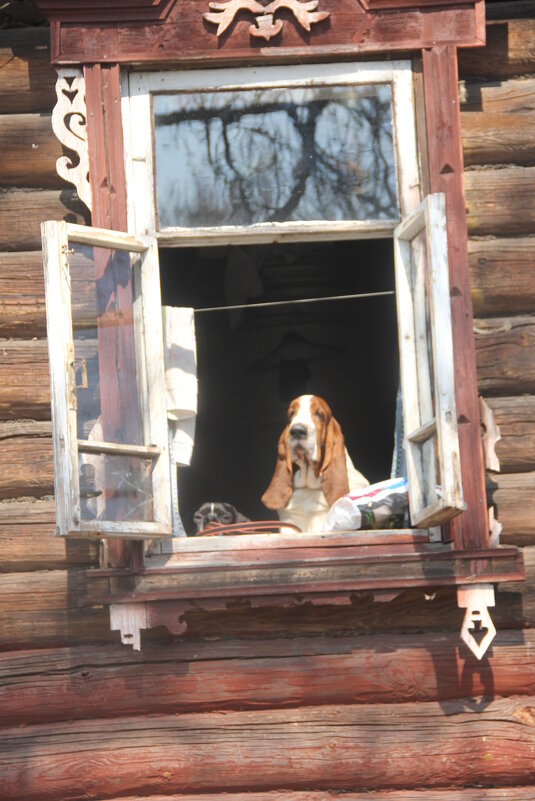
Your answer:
2;1;535;798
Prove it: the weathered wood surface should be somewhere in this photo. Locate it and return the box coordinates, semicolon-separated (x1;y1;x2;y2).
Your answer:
460;76;535;114
0;29;55;115
71;790;535;801
469;237;535;316
2;628;535;727
2;698;535;799
465;167;535;237
0;427;53;499
0;546;534;649
459;17;535;80
475;315;535;395
0;189;89;251
52;5;483;65
0;114;64;189
485;396;535;473
0;252;47;337
462;111;535;165
0;340;50;420
490;472;535;546
0;497;98;571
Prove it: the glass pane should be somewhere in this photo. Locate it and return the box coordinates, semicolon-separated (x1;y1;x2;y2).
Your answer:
70;244;144;445
154;84;398;228
79;453;153;523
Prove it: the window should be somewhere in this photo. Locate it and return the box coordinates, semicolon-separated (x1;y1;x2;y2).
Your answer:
43;60;464;537
41;222;172;539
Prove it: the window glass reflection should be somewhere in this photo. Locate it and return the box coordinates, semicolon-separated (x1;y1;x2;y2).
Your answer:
153;84;398;228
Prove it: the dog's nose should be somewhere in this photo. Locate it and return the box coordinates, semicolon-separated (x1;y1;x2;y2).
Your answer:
290;424;307;438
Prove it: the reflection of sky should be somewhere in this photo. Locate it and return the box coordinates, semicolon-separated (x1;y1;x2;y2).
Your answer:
153;84;398;228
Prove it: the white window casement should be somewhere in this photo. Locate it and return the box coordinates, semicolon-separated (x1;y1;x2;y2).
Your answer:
42;222;172;539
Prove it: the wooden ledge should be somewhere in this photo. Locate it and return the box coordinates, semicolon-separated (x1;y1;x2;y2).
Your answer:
86;532;525;606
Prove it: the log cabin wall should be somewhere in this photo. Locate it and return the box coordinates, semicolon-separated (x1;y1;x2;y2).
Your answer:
1;1;535;798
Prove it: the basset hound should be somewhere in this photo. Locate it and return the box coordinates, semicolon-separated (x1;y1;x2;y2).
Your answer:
262;394;369;533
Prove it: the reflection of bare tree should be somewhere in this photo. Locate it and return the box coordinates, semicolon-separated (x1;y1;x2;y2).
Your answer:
154;85;398;227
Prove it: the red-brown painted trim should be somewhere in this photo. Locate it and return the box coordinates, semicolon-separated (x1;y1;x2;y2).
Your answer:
84;64;131;569
422;46;488;551
361;0;475;8
35;0;176;23
46;4;484;65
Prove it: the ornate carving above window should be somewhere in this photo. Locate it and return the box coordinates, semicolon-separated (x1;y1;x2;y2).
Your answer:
51;68;92;212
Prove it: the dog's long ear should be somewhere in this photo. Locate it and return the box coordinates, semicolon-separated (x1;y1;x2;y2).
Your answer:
320;415;349;507
262;427;293;510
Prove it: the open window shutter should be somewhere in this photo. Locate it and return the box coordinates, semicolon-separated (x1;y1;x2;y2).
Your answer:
394;193;465;528
42;221;172;539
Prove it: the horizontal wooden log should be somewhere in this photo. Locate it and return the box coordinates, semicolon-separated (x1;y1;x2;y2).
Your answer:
0;340;50;420
71;790;535;801
0;251;47;337
469;237;535;316
0;189;89;252
460;76;535;114
0;114;64;189
2;698;535;799
489;472;535;546
459;18;535;80
475;315;535;395
1;627;535;727
484;396;535;473
0;498;98;571
0;421;53;499
462;111;535;165
465;167;535;237
0;545;534;649
0;29;55;115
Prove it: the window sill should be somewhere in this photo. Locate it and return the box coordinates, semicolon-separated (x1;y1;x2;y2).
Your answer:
86;529;525;606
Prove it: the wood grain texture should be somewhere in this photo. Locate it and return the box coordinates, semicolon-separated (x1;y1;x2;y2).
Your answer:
422;46;488;550
459;17;535;80
1;628;535;727
0;29;56;115
484;396;535;473
0;114;64;189
490;472;535;546
61;790;535;801
475;316;535;395
0;432;53;499
0;498;98;571
0;251;47;337
469;237;535;316
0;189;89;251
2;697;535;799
460;76;535;114
0;546;535;649
465;167;535;237
52;5;483;64
0;340;50;420
462;111;535;165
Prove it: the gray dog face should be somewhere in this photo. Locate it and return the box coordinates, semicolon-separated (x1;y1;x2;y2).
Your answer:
193;502;250;533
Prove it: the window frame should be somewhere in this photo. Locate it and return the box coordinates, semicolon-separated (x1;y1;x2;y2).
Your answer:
120;60;421;246
41;220;173;539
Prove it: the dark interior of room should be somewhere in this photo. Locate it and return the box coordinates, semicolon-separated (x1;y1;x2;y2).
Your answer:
159;238;399;534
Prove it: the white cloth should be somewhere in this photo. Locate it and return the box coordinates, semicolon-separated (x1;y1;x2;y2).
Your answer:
162;306;198;466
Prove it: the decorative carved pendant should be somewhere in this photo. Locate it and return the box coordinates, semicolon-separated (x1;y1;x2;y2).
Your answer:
203;0;329;41
51;68;92;212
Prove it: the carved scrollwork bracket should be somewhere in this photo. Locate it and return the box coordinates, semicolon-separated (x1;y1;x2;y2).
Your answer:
52;67;92;212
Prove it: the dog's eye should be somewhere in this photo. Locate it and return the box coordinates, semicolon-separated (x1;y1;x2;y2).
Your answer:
314;410;325;421
288;409;296;420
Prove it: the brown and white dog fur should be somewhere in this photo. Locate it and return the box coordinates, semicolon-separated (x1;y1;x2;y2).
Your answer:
262;395;369;533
